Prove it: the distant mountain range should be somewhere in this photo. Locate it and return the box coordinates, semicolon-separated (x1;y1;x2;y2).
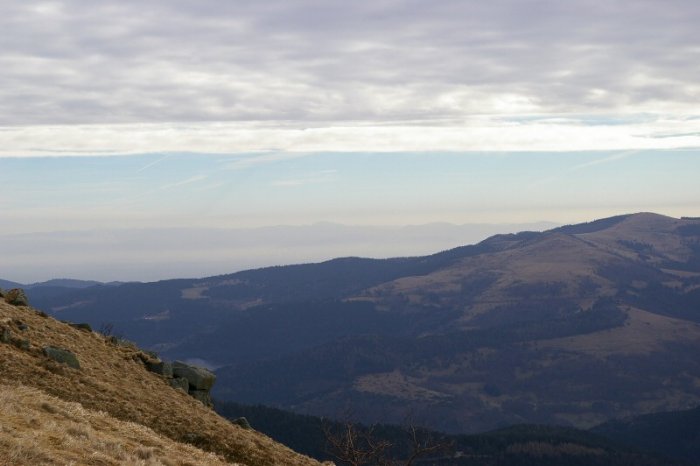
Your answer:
0;221;557;283
0;278;105;290
11;212;700;434
0;278;124;302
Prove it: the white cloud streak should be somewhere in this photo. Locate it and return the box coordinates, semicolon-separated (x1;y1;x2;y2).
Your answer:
0;118;699;157
0;0;698;155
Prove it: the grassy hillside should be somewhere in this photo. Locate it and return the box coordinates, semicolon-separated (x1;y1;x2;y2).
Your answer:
0;385;236;466
0;298;321;466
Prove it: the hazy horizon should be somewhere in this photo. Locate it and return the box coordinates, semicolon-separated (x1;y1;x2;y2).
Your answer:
1;1;698;282
0;220;560;283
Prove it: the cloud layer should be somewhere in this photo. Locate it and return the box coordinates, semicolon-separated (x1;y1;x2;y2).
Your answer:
1;0;699;154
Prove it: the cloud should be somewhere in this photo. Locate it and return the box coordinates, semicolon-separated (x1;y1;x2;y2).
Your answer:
0;118;699;157
0;1;698;155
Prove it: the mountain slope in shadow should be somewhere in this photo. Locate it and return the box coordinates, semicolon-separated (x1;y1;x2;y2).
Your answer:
22;212;700;433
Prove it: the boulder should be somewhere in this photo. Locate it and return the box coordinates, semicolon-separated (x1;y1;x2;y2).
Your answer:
147;360;173;378
43;346;80;369
169;377;189;392
232;417;252;430
172;361;216;391
189;389;213;407
5;288;28;306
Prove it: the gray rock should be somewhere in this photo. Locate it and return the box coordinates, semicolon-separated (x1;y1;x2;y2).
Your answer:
172;361;216;391
43;346;80;369
232;417;252;430
189;389;213;407
147;360;173;378
16;321;28;331
169;377;189;392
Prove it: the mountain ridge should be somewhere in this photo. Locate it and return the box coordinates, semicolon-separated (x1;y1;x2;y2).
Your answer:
18;212;700;433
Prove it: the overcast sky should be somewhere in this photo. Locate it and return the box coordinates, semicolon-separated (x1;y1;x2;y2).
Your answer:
1;1;699;281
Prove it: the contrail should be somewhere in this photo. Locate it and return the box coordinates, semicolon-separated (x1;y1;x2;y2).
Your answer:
569;150;640;171
136;154;174;172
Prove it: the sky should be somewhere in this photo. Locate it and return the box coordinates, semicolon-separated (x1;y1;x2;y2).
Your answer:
1;0;699;282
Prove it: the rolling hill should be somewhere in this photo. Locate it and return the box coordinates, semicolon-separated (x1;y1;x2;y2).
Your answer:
19;212;700;433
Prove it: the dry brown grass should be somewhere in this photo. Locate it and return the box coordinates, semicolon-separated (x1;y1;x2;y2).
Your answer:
0;301;321;466
539;307;700;356
358;215;700;323
0;384;237;466
360;232;617;319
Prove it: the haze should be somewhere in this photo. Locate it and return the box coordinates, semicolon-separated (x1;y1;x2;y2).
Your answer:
1;1;698;282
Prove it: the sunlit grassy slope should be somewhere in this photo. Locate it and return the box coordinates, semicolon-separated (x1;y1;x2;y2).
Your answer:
0;299;322;466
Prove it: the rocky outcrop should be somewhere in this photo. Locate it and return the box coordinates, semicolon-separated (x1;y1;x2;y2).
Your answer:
144;358;216;407
169;377;189;392
189;389;213;406
146;360;173;378
172;361;216;391
43;346;81;369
